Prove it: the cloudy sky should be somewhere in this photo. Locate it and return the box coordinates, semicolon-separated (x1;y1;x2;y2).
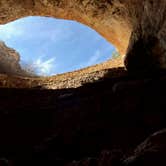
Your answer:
0;16;115;76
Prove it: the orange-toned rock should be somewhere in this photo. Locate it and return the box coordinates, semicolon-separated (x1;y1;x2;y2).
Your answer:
0;0;166;71
0;41;30;76
0;0;131;55
1;0;166;71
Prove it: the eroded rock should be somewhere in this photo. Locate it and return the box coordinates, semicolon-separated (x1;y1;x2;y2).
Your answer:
0;41;33;76
124;129;166;166
0;1;166;166
0;0;166;71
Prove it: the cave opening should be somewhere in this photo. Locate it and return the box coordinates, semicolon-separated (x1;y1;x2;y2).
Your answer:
0;16;117;77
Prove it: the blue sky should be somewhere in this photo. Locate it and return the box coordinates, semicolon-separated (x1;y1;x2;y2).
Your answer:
0;16;115;76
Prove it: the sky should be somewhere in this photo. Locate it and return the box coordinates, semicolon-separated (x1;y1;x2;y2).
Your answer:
0;16;115;76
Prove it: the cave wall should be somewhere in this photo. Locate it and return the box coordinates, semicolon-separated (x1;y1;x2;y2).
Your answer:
0;0;131;55
0;1;166;165
0;41;34;76
0;0;166;71
0;69;165;166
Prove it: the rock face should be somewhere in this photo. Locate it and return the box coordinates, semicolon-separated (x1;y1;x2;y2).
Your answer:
0;0;166;71
0;1;166;166
124;129;166;166
0;41;32;76
0;70;166;165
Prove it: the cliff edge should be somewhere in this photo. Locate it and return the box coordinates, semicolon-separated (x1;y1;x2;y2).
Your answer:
0;41;33;77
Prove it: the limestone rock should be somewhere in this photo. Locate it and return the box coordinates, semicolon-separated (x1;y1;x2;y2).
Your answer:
0;1;166;166
0;0;166;71
0;41;32;76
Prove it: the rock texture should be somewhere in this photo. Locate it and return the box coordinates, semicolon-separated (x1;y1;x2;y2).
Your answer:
0;59;124;89
66;128;166;166
0;0;166;71
124;129;166;166
0;1;166;166
0;41;123;89
0;69;166;165
0;0;131;55
0;41;33;76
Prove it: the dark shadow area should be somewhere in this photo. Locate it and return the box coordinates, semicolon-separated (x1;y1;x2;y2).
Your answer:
0;67;166;165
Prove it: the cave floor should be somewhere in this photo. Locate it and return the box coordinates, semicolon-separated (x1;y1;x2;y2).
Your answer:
0;67;166;165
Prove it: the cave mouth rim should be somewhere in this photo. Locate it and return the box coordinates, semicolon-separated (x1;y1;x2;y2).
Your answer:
0;16;120;78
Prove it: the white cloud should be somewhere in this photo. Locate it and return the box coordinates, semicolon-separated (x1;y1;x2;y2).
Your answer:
22;56;56;76
33;57;56;76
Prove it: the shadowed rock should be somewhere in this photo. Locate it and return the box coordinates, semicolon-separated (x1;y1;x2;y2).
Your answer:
0;1;166;166
0;70;165;165
124;129;166;166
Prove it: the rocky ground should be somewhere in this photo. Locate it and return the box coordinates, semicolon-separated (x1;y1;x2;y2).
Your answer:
0;68;166;166
0;42;165;166
0;40;125;89
0;55;124;89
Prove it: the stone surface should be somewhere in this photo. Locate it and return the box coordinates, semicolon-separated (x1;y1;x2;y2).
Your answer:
66;129;166;166
0;41;33;76
124;129;166;166
0;67;125;89
0;1;166;166
0;41;123;87
0;0;166;70
0;0;131;55
0;70;165;165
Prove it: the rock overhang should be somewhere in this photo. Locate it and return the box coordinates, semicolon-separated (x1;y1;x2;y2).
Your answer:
0;0;166;79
